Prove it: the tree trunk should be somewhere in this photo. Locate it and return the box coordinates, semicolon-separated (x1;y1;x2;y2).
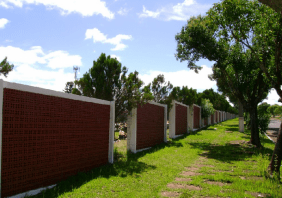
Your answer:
268;122;282;177
249;107;262;148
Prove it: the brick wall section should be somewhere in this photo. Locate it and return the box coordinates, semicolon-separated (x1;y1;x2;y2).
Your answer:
215;111;218;122
204;117;208;126
1;88;110;197
193;106;200;129
219;112;221;122
175;104;187;135
136;103;164;150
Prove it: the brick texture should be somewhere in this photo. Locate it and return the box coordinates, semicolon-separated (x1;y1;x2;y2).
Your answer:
1;88;110;197
193;106;200;129
204;117;208;126
136;103;164;150
175;104;187;135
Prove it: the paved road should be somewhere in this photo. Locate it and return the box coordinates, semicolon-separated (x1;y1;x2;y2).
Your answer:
266;118;281;143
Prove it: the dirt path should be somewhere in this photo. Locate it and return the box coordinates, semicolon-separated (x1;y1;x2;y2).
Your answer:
266;118;281;143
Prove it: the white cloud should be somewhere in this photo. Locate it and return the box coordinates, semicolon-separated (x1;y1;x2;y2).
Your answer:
262;89;281;105
117;7;129;16
0;0;114;19
0;46;82;69
110;54;121;61
0;18;9;29
44;51;82;69
139;65;216;91
138;0;211;21
85;28;132;51
0;45;82;91
139;6;160;18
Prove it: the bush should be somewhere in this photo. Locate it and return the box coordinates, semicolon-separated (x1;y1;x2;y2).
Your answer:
257;113;271;134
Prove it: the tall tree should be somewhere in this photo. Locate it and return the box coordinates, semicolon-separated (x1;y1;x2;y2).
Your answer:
203;0;282;177
175;13;270;147
145;74;173;103
176;0;282;176
0;57;14;77
72;53;152;123
169;86;198;106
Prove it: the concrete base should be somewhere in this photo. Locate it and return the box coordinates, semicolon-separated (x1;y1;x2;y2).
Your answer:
239;117;244;132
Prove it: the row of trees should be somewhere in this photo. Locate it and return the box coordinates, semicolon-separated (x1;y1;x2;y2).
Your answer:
64;53;237;123
175;0;281;176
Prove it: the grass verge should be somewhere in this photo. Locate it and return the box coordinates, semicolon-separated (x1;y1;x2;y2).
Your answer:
28;118;281;198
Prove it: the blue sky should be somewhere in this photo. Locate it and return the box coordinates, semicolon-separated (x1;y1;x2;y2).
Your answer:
0;0;280;105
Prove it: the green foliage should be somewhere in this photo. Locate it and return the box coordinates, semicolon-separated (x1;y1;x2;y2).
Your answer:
200;98;215;118
197;89;238;114
0;57;14;77
258;102;271;115
257;103;271;134
63;81;74;93
274;105;282;116
71;88;82;95
72;53;152;123
267;104;280;117
145;74;173;103
169;86;198;106
75;53;122;100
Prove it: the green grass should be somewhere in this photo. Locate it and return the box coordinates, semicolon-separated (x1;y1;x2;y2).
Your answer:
28;118;281;198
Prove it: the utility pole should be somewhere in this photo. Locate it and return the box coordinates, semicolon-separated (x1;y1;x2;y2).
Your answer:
73;66;80;88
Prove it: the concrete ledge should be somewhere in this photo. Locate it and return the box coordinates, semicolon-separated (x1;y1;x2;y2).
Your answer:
135;147;152;153
171;134;184;139
8;184;56;198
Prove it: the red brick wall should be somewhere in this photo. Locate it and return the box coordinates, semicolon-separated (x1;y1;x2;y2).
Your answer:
136;103;164;150
204;117;208;126
175;104;187;135
193;106;200;129
1;88;110;197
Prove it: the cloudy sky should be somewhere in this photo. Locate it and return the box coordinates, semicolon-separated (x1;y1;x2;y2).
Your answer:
0;0;279;105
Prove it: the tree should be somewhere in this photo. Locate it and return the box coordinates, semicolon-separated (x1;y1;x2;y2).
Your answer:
200;98;215;118
169;86;198;106
63;81;74;93
0;57;14;77
258;102;271;115
72;53;152;123
267;104;280;117
258;0;282;14
274;105;282;116
115;69;153;123
197;89;238;114
143;74;173;112
176;0;282;177
175;12;270;147
145;74;173;103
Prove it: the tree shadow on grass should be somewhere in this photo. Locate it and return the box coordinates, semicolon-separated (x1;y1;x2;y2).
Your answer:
29;153;157;198
187;141;273;163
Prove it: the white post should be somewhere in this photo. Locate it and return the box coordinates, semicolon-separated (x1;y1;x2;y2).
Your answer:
187;106;190;133
0;79;3;197
127;108;137;153
108;101;115;163
188;105;193;131
164;105;167;142
199;106;202;128
169;100;176;139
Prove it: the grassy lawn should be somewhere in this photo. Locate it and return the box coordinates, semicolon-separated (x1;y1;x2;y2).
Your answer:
29;118;281;198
